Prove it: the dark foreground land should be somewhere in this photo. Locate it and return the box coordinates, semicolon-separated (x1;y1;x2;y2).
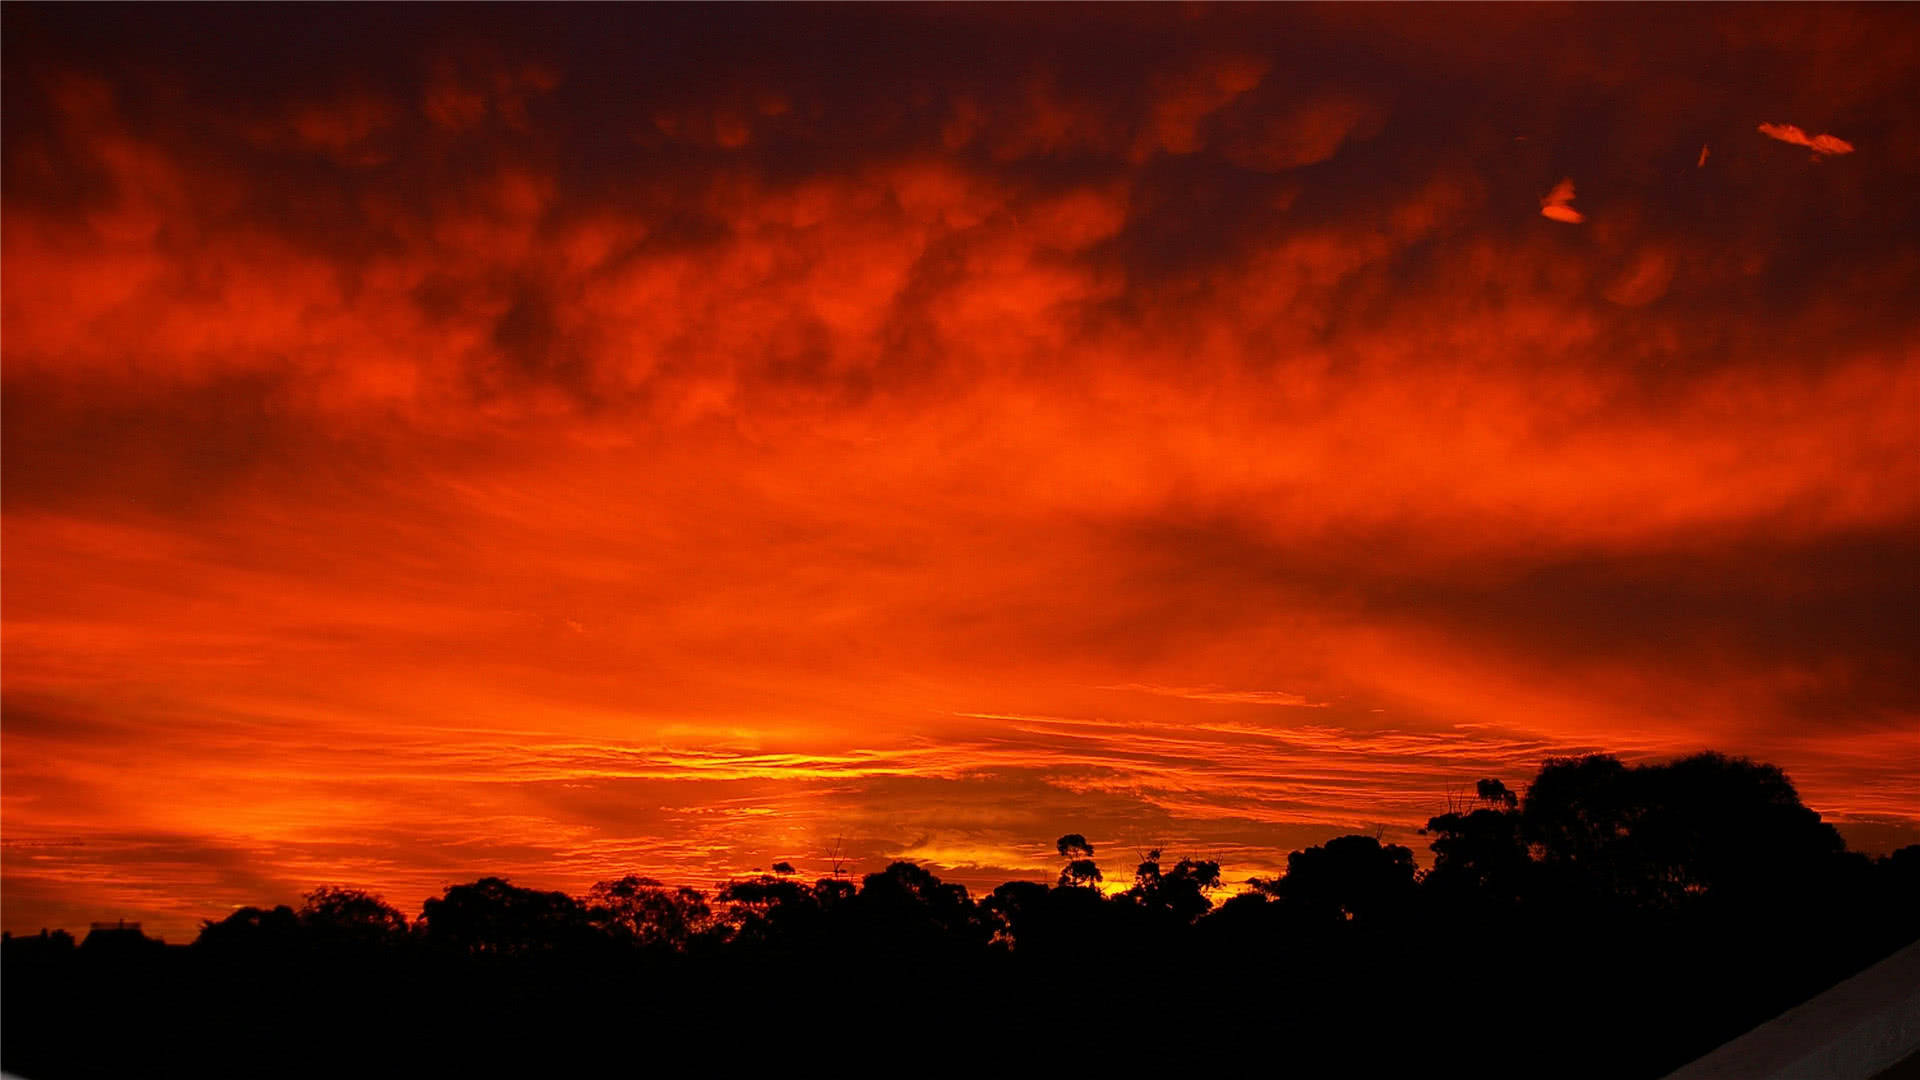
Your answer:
6;752;1918;1078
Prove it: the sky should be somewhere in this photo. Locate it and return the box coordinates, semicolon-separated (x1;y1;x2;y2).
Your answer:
4;3;1918;941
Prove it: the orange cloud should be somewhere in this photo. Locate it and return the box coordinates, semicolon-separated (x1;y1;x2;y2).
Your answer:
1540;177;1584;223
1758;121;1855;157
1102;685;1330;708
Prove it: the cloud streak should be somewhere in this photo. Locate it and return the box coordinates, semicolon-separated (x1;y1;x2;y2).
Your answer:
1102;685;1330;708
1758;121;1855;158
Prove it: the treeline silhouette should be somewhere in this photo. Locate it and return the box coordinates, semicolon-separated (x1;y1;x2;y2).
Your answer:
6;752;1918;1078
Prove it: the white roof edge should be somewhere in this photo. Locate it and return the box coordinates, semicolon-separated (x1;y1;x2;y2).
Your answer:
1664;937;1920;1080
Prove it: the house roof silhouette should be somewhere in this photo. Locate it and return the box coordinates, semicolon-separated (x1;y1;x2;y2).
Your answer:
1664;938;1920;1080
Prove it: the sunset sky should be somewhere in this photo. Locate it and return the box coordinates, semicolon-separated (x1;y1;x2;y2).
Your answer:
5;4;1917;940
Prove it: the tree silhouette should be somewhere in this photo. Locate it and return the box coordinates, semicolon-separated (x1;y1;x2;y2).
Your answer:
1056;834;1101;889
1132;849;1163;890
1059;859;1103;890
299;886;409;949
812;877;857;908
1258;834;1417;924
1129;850;1222;922
715;873;828;947
1524;752;1843;906
1422;805;1533;907
417;877;593;956
586;875;711;950
1476;777;1518;809
9;748;1920;1080
981;880;1050;949
854;861;981;951
195;905;302;955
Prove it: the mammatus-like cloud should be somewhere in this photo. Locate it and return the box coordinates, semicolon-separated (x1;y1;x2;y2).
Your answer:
1757;121;1855;158
1540;177;1584;223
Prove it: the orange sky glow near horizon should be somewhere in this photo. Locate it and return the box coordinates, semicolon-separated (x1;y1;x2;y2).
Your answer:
4;4;1918;941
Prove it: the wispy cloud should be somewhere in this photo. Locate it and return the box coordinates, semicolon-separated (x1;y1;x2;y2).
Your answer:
1539;177;1584;223
1101;684;1329;708
1757;121;1855;158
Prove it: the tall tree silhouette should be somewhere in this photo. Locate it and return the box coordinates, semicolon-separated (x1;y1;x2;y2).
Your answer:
1422;800;1533;908
1056;834;1102;889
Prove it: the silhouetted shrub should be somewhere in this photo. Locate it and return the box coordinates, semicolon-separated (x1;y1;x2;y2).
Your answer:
6;751;1917;1080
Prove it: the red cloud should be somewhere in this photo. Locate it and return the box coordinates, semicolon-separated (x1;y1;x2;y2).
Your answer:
1540;177;1584;223
1758;121;1855;158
